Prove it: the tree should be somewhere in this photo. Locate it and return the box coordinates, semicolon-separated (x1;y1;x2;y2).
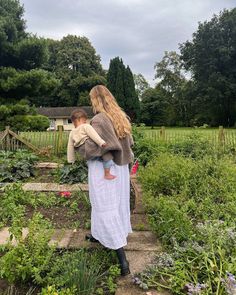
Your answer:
154;51;191;126
15;36;48;70
0;0;26;66
0;67;60;105
44;35;106;106
133;73;150;101
107;57;140;122
124;66;140;121
140;87;168;127
0;100;49;131
46;35;104;76
0;0;48;70
107;57;126;108
180;8;236;126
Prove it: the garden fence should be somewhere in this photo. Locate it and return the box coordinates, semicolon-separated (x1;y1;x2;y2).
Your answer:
1;126;236;156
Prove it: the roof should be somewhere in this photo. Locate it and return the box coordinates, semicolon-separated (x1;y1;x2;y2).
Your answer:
37;106;94;119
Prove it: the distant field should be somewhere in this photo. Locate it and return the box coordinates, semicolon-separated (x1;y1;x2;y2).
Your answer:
138;126;236;147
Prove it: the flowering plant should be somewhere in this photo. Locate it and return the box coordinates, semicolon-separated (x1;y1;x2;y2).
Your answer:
130;160;139;175
59;191;72;198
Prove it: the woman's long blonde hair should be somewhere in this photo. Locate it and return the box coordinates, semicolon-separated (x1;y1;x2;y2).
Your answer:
89;85;132;139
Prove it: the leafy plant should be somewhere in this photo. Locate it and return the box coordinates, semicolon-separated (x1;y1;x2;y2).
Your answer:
138;150;236;294
40;285;76;295
44;249;119;295
0;150;38;182
58;161;88;184
0;213;55;284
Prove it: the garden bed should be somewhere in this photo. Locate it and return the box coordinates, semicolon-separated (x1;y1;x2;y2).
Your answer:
131;130;236;294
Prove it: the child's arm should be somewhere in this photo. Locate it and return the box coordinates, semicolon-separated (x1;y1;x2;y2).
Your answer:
67;131;76;163
84;124;106;147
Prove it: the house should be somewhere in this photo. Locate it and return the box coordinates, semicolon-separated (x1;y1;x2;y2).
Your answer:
37;106;94;131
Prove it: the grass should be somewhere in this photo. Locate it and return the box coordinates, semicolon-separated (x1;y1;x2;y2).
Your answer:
138;126;236;148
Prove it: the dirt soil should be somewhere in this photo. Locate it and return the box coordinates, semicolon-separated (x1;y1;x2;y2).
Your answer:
0;280;40;295
25;203;90;229
28;168;57;183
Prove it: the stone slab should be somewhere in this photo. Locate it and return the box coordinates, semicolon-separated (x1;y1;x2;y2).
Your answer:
116;250;170;295
0;227;29;246
131;213;150;231
49;229;74;248
22;183;88;192
67;229;103;249
35;162;64;169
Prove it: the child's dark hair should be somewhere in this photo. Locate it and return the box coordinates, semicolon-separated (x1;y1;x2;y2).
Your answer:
70;109;88;121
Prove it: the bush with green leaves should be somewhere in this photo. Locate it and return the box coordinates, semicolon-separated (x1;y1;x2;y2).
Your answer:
0;100;50;131
167;133;216;159
58;160;88;184
44;249;120;295
0;150;38;182
137;151;236;294
0;213;55;284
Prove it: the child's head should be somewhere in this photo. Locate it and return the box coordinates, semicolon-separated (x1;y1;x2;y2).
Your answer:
70;109;88;127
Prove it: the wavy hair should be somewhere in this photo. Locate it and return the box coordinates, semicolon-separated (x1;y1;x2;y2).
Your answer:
89;85;132;138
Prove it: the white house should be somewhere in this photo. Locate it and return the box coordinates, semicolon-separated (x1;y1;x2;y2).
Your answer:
37;106;93;131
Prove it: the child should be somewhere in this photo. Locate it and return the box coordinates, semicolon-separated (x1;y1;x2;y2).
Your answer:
67;109;116;180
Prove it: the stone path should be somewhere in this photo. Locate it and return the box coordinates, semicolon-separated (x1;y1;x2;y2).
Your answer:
22;182;88;192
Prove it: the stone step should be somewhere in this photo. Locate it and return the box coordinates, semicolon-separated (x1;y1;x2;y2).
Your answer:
22;182;88;192
35;162;63;169
0;227;161;252
131;213;150;231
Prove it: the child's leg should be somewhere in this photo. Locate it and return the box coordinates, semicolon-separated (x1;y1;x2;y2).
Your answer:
103;160;116;180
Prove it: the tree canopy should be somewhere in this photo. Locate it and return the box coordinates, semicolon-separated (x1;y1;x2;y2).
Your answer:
107;57;140;122
180;8;236;126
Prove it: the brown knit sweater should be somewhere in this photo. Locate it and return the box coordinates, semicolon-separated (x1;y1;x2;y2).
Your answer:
76;112;134;166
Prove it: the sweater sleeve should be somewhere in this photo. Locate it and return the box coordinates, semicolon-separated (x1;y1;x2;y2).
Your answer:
84;124;106;147
67;131;76;163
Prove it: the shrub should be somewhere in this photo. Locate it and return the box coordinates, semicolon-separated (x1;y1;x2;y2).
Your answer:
0;150;38;182
147;196;194;245
44;249;120;295
58;160;88;184
137;150;236;294
168;133;215;159
139;153;192;196
0;213;54;284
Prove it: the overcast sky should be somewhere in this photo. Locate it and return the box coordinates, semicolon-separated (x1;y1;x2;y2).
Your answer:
20;0;235;85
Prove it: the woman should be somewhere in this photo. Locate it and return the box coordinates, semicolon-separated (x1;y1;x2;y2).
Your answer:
84;85;134;276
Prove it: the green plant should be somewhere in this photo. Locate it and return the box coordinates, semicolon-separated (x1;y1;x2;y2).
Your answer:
0;213;55;284
138;148;236;294
58;161;88;184
44;250;114;295
139;153;192;196
40;285;76;295
98;265;120;294
0;150;38;182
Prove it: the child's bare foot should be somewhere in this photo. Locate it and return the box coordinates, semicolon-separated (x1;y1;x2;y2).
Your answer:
104;174;116;180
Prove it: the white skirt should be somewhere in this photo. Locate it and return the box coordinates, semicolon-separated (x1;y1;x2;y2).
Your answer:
88;160;132;250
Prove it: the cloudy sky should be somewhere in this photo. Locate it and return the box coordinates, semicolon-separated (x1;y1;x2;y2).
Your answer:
21;0;235;85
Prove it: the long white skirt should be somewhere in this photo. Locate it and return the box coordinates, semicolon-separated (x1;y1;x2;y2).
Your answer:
88;160;132;250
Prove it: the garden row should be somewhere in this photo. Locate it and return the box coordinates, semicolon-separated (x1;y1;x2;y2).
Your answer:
0;151;122;295
131;130;236;294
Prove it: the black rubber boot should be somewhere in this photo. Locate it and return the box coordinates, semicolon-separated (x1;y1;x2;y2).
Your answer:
116;247;130;276
85;233;99;243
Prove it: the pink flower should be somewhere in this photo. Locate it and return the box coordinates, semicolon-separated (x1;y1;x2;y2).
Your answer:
131;160;139;175
59;191;72;198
